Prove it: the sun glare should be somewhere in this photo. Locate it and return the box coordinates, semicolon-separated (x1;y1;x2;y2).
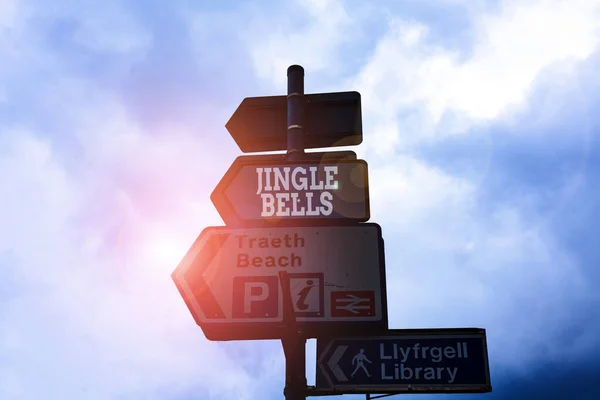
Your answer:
141;233;188;271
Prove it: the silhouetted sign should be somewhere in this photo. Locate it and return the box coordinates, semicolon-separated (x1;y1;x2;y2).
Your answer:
171;224;387;341
316;328;491;394
212;157;369;226
226;91;362;152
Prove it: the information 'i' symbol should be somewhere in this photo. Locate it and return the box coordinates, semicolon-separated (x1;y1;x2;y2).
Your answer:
296;280;314;311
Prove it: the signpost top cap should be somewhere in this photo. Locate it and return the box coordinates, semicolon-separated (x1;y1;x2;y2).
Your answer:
288;65;304;76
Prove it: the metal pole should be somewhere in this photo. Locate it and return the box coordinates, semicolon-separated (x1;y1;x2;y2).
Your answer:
282;65;307;400
286;65;305;161
280;270;306;400
282;334;306;400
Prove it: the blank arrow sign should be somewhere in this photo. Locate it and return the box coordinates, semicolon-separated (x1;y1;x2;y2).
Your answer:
226;91;362;153
328;345;349;382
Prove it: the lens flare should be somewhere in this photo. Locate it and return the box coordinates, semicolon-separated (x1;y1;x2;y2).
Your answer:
141;232;188;271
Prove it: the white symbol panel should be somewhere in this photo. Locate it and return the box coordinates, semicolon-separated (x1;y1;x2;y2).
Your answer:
289;273;324;318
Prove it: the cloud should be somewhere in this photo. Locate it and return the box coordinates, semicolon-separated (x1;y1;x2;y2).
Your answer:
0;0;19;29
342;2;600;397
245;0;356;90
0;113;261;399
467;353;600;400
351;0;600;157
0;17;266;397
368;149;594;358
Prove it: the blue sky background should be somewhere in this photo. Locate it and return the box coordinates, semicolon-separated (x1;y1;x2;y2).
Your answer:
1;0;599;399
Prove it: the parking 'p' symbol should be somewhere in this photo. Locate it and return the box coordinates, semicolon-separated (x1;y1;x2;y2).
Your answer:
232;276;278;318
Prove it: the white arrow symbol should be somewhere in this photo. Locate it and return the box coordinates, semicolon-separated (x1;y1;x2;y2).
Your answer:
327;345;349;382
335;295;371;314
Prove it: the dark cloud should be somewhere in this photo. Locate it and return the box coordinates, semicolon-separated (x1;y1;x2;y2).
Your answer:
471;354;600;400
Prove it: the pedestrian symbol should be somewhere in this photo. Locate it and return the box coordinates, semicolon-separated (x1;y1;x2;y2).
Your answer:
351;349;372;378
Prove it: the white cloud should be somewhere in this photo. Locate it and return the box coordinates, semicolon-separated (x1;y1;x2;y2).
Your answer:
353;0;600;155
0;131;76;258
452;0;600;119
378;180;594;370
368;155;475;227
0;0;19;28
0;91;275;399
245;0;355;90
354;132;595;372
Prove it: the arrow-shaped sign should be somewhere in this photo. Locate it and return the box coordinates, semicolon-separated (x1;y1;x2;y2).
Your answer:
226;91;362;153
211;155;370;227
316;328;492;395
171;224;388;341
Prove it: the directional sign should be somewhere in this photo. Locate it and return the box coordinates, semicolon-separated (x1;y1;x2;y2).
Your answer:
211;157;369;227
226;91;362;153
316;328;491;394
171;224;387;341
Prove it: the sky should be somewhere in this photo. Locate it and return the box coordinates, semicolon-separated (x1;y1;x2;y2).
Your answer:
1;0;599;399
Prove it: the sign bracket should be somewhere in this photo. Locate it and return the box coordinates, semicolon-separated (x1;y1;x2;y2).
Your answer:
366;394;397;400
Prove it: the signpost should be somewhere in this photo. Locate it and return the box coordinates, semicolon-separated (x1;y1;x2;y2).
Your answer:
315;329;491;395
171;224;387;341
211;158;370;227
226;91;362;153
171;64;491;400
